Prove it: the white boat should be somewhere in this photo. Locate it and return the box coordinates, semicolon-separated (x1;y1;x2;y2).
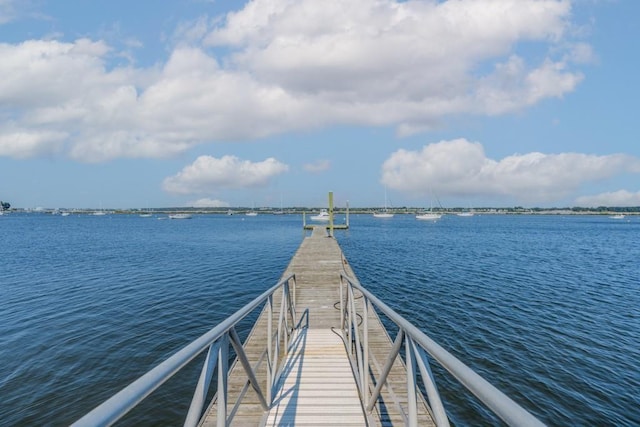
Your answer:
373;188;394;218
373;212;394;218
310;209;330;221
416;212;442;221
609;214;625;219
457;211;474;217
139;213;153;218
93;211;107;216
245;211;258;216
168;213;192;219
61;212;71;217
417;196;442;221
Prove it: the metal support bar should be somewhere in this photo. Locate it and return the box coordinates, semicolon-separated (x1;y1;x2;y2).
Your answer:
406;336;418;427
366;329;405;412
184;341;221;427
229;327;269;411
411;341;450;427
266;294;273;405
216;334;229;427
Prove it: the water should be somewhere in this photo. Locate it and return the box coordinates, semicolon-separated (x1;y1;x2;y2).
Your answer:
0;213;638;426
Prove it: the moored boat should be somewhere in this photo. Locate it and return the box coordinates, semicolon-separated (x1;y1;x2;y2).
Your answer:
310;209;330;221
168;213;192;219
416;212;442;221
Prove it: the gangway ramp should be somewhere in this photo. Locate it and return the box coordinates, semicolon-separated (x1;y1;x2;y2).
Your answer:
265;328;365;426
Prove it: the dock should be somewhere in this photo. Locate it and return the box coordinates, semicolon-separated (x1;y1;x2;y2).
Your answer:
73;222;544;427
200;226;434;426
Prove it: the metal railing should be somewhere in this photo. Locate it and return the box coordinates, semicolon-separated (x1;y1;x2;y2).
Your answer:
72;274;297;427
339;271;545;427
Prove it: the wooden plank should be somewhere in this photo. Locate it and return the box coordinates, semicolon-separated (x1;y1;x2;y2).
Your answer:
265;329;365;426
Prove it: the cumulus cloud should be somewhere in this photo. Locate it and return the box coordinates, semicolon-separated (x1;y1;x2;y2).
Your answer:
0;0;590;162
303;159;331;173
381;139;640;204
162;155;289;194
575;190;640;208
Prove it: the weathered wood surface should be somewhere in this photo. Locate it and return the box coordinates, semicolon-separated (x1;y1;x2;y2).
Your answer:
264;329;366;426
200;226;435;426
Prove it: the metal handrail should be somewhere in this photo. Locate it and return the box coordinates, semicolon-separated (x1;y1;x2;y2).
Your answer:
72;274;297;427
339;272;545;427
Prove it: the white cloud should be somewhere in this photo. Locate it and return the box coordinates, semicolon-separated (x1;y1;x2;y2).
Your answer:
0;1;590;162
381;139;640;204
0;127;67;158
162;155;289;194
575;190;640;208
206;0;581;123
189;197;230;208
303;159;331;173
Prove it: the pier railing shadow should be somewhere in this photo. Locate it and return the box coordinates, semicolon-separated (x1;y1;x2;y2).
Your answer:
71;274;300;427
339;270;545;427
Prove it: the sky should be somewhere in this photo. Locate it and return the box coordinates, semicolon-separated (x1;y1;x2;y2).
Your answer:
0;0;639;210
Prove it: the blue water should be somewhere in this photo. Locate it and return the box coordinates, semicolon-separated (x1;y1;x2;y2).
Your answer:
0;213;638;426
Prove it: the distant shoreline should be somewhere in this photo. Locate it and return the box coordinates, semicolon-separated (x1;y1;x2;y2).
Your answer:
6;207;639;216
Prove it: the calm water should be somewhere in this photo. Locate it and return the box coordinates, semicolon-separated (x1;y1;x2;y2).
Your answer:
0;213;638;426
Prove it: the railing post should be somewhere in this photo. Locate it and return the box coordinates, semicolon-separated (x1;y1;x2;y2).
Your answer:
339;276;345;333
411;341;450;427
184;341;221;427
217;333;229;427
349;285;363;383
281;288;289;353
406;335;418;427
362;295;369;402
267;294;273;405
291;275;296;320
346;282;353;357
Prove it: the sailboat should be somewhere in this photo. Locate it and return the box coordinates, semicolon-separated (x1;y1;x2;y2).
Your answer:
373;188;394;218
416;211;441;221
273;194;285;215
245;202;258;216
416;196;441;221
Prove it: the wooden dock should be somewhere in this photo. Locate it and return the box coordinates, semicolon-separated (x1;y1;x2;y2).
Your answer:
200;226;435;426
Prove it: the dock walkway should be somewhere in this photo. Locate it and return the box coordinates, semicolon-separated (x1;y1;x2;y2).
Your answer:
201;226;434;426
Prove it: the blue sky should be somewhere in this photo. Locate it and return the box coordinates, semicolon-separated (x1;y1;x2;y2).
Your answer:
1;0;639;209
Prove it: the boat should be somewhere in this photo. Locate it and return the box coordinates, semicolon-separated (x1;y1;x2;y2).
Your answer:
245;211;258;217
609;214;625;219
168;213;192;219
92;211;107;216
457;211;474;217
227;209;234;216
416;212;442;221
373;211;394;218
373;188;394;218
417;195;442;221
61;212;71;217
310;209;330;221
